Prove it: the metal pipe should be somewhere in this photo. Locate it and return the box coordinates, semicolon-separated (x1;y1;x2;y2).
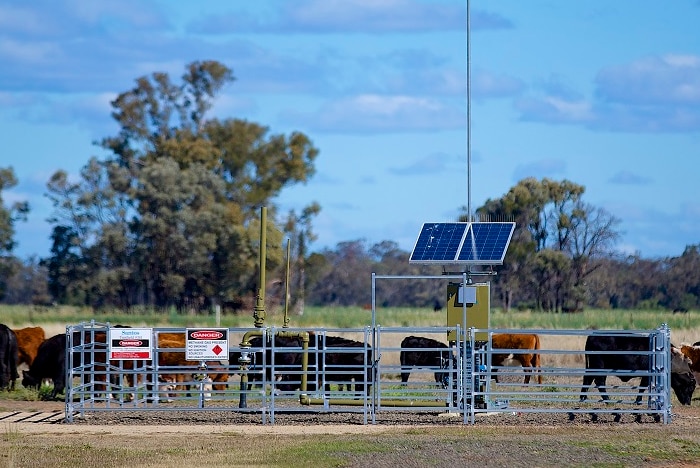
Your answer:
275;330;310;392
253;206;267;328
238;329;311;408
238;329;264;408
299;395;446;408
283;239;290;328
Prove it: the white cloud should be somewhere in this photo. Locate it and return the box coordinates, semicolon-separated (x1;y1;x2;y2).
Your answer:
596;54;700;105
283;94;464;133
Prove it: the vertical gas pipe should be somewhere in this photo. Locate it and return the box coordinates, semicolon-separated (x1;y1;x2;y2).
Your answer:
241;206;267;408
253;206;267;328
283;239;291;328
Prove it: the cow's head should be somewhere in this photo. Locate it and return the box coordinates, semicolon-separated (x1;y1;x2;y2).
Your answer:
21;370;40;389
670;346;696;405
671;371;696;405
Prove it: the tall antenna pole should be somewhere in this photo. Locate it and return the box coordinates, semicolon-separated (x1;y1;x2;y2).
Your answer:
466;0;472;222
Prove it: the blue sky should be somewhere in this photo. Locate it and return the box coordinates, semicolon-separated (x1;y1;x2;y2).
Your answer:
2;0;699;261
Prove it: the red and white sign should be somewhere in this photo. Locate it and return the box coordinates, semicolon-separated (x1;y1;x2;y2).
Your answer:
186;328;228;361
109;328;153;360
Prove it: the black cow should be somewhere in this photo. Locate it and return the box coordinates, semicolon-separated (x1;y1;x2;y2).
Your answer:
578;334;696;421
399;336;451;387
22;331;110;400
22;333;67;399
231;334;315;392
0;324;19;391
273;334;372;395
232;333;372;396
314;335;373;395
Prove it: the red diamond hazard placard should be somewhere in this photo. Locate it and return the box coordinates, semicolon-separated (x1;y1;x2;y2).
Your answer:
186;328;228;361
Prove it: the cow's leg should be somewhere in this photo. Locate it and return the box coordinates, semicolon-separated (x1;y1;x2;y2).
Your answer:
580;373;595;402
635;376;649;405
159;375;176;403
401;370;410;383
593;375;610;402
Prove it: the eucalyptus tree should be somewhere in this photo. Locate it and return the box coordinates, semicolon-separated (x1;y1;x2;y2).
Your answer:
664;245;700;310
283;202;321;315
306;240;374;306
0;167;30;300
469;177;620;312
46;61;318;310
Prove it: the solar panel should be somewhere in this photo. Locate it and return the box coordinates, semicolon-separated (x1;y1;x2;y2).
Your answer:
409;222;515;265
457;222;515;264
409;223;468;263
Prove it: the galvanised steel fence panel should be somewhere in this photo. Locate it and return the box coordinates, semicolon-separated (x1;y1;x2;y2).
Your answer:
468;327;672;424
64;322;674;425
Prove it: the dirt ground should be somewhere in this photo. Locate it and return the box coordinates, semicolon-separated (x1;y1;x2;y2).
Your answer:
3;398;700;467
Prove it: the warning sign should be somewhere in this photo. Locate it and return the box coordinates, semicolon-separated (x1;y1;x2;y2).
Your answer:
109;328;153;360
186;328;228;361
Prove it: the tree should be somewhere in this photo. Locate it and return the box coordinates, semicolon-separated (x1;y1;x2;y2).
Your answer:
306;240;373;306
284;202;321;315
467;177;621;312
1;256;50;305
45;61;319;310
664;245;700;310
0;167;30;300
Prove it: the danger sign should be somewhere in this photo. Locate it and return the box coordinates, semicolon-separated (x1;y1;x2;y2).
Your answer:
109;327;153;360
186;328;228;360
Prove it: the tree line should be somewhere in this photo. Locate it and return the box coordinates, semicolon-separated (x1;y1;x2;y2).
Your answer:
1;61;698;314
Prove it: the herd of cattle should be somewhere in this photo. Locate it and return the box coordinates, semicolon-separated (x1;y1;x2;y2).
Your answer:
0;324;699;410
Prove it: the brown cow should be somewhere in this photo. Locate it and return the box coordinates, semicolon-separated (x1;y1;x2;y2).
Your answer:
13;326;45;368
490;333;542;384
680;343;700;386
156;333;229;393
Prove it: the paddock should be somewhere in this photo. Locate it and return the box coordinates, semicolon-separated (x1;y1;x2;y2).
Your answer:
62;322;677;425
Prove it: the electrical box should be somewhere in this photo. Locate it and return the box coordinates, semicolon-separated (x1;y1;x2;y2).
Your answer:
446;282;490;341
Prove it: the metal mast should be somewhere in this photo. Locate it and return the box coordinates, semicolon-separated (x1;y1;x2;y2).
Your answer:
466;0;472;222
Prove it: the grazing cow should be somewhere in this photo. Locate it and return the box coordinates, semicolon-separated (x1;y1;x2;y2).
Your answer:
231;333;317;392
22;331;111;400
248;333;373;395
399;335;452;386
490;333;542;384
12;326;45;368
579;334;696;409
314;335;373;395
0;324;19;390
22;333;67;399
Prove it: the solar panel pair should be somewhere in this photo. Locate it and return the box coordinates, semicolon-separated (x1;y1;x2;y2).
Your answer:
408;222;515;265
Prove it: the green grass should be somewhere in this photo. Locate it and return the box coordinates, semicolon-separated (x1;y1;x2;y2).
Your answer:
0;304;695;331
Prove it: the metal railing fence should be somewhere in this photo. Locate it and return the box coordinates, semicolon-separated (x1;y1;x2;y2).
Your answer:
64;322;674;424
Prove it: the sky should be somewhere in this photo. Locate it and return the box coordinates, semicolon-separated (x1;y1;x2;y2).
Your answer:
2;0;699;262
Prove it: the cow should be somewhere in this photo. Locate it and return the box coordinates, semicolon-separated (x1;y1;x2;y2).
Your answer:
313;335;373;395
22;331;112;400
22;333;67;399
12;326;45;368
399;336;452;387
490;333;542;385
578;334;696;421
231;333;316;393
679;343;700;389
239;333;373;396
0;324;19;391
